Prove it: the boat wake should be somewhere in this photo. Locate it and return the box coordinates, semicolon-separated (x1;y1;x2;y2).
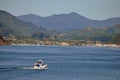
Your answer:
0;67;19;70
0;67;48;70
0;60;48;70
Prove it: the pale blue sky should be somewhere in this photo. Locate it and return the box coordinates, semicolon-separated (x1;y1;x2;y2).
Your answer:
0;0;120;20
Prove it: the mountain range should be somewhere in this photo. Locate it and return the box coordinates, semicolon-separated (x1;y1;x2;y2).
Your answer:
0;10;120;42
0;10;56;39
17;12;120;31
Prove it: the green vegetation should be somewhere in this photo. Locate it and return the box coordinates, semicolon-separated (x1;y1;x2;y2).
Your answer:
59;25;120;44
31;32;49;39
0;22;15;36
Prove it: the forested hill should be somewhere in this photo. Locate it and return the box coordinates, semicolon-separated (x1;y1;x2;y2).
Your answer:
0;10;54;39
58;24;120;43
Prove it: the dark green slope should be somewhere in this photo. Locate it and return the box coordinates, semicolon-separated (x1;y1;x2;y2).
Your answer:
59;25;120;42
0;10;48;38
0;22;15;36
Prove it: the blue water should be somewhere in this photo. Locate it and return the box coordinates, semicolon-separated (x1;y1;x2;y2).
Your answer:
0;46;120;80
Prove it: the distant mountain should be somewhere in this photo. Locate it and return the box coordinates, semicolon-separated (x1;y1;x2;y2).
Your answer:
17;12;120;31
0;10;51;38
17;14;43;27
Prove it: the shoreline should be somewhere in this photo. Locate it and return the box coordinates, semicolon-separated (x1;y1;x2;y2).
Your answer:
8;43;120;48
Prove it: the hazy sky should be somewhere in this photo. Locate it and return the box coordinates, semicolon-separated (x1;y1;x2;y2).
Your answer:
0;0;120;20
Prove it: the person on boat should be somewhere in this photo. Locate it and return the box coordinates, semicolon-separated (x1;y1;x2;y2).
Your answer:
34;62;39;68
34;60;42;68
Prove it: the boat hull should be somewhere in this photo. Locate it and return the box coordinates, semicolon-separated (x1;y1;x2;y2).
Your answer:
23;67;48;70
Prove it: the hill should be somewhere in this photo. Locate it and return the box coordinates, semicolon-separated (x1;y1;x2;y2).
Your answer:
0;10;53;39
58;24;120;42
17;12;120;31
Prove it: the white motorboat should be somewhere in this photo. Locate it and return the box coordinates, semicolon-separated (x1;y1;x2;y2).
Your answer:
23;60;48;70
33;59;48;69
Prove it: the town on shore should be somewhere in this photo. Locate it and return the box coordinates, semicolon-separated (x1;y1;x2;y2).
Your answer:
0;36;120;48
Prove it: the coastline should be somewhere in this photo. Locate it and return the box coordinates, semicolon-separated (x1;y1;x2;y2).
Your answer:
9;43;120;48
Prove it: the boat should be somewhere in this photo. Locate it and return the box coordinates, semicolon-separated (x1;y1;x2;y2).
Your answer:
23;60;48;70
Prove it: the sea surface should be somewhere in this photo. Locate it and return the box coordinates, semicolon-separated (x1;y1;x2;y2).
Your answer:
0;46;120;80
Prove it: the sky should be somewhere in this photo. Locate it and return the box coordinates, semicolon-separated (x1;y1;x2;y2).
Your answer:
0;0;120;20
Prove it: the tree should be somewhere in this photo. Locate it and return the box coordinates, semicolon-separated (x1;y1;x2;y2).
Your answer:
31;32;49;39
111;33;120;44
